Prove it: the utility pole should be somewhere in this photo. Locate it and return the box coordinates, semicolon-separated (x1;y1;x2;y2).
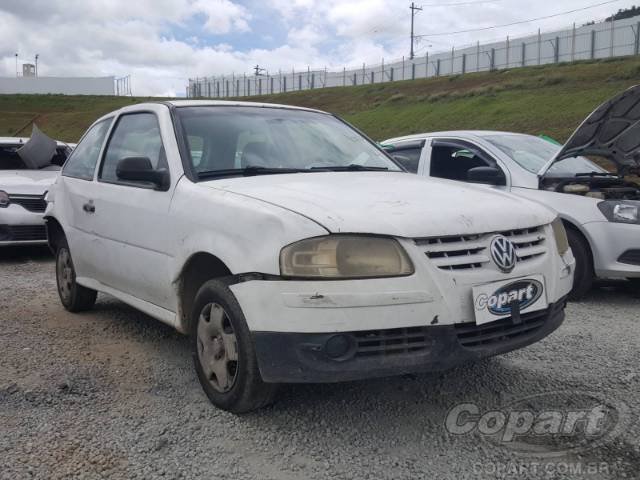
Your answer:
15;53;18;77
35;54;39;77
410;2;422;60
254;64;265;76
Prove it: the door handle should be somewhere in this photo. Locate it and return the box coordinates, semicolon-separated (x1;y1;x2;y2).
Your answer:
82;202;95;213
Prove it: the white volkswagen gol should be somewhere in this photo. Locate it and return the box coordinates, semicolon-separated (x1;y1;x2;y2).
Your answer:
45;101;574;412
382;85;640;298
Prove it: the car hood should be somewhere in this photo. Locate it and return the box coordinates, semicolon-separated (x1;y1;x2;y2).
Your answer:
201;172;555;237
0;170;59;195
539;84;640;177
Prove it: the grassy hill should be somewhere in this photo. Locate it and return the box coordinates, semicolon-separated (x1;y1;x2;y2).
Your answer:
2;57;640;144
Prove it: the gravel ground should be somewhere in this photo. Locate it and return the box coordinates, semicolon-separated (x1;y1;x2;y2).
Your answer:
1;246;639;480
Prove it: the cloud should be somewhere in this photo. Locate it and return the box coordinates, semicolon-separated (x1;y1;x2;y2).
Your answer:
192;0;251;34
0;0;635;96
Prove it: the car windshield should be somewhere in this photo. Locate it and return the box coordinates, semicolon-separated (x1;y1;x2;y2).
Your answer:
484;134;606;177
175;106;401;178
0;144;68;170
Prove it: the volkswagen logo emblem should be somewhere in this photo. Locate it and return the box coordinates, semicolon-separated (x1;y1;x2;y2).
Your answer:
490;235;517;273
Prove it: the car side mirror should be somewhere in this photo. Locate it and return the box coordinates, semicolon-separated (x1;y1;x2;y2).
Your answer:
467;166;505;185
116;157;170;190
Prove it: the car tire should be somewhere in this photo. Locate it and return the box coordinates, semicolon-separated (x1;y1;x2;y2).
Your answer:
567;228;593;300
627;278;640;288
191;279;278;413
55;238;97;312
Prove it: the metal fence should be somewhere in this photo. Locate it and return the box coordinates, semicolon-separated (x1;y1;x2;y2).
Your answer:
187;14;640;98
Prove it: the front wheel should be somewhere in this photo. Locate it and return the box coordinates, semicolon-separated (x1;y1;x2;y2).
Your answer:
55;239;97;312
567;228;594;300
191;279;278;413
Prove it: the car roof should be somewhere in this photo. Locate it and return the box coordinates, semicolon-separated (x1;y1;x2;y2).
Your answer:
106;100;328;116
382;130;530;144
92;100;331;126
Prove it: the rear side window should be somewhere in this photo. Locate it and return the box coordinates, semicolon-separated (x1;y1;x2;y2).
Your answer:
99;113;167;184
62;119;112;180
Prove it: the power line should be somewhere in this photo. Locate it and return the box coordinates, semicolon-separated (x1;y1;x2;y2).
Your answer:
415;0;623;37
420;0;501;6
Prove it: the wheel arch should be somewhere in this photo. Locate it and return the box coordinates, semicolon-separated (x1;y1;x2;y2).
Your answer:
44;216;66;253
175;252;233;334
561;218;595;273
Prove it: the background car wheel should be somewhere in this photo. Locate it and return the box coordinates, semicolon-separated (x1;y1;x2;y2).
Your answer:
566;228;594;300
627;278;640;289
55;238;97;312
191;279;278;413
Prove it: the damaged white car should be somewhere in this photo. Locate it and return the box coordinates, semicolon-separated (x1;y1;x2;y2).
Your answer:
45;101;574;412
0;126;74;246
383;85;640;298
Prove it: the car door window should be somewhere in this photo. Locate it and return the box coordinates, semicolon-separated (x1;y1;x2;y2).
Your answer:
99;113;167;184
62;119;112;180
389;147;421;173
430;141;505;184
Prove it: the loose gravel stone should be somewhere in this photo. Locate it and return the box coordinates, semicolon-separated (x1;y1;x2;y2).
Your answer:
1;246;639;479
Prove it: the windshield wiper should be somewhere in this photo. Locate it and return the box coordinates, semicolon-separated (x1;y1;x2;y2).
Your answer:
310;164;390;172
574;171;619;177
198;166;307;179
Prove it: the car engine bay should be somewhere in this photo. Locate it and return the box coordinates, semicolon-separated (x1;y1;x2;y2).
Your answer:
542;174;640;200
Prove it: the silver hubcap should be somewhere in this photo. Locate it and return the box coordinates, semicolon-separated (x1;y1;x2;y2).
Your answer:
196;303;239;393
57;248;73;303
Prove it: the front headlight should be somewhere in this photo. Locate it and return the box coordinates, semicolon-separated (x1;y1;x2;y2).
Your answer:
0;190;9;208
280;235;415;279
551;217;569;255
598;200;640;224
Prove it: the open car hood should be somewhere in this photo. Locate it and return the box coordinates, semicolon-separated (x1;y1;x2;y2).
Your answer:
538;84;640;177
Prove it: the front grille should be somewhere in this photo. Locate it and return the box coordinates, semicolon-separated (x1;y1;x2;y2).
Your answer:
0;225;47;242
415;226;546;271
354;327;430;357
9;195;47;213
454;308;548;349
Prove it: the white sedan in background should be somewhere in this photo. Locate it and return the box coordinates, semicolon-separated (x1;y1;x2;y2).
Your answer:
0;128;74;246
382;85;640;298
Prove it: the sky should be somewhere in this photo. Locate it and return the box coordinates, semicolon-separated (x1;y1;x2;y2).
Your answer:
0;0;637;96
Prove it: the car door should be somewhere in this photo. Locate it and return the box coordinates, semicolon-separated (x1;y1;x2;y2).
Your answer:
425;138;510;189
90;109;176;310
56;118;113;281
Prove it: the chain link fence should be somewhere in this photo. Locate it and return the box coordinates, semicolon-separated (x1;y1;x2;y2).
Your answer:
187;15;640;98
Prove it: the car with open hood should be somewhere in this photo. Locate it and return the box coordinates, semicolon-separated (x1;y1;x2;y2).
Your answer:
45;101;574;412
382;85;640;298
0;126;74;246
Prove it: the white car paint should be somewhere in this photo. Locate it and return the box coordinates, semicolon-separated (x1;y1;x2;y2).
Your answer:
0;138;73;246
46;101;574;386
382;130;640;280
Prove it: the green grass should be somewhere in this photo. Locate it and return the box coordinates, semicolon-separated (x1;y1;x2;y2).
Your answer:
2;57;640;144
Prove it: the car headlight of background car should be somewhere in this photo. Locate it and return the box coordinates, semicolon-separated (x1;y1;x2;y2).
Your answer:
598;200;640;224
551;217;570;255
280;235;415;279
0;190;10;208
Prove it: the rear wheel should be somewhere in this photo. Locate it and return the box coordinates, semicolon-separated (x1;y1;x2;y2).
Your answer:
191;279;278;413
55;239;97;312
567;228;594;300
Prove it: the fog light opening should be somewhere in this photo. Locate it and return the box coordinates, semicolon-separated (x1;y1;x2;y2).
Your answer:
325;334;355;361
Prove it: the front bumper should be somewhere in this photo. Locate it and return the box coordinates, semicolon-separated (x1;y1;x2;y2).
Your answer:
582;221;640;278
0;202;48;246
253;298;567;383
